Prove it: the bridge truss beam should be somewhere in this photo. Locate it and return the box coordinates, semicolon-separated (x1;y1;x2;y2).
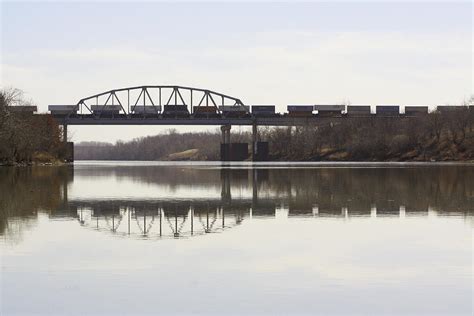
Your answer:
66;85;245;119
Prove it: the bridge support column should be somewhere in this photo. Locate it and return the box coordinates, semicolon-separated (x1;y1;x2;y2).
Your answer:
62;124;74;162
220;125;231;161
252;124;269;161
63;124;68;143
252;123;258;161
221;125;231;144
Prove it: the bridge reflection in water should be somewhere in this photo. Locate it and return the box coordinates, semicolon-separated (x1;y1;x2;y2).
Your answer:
1;163;473;241
74;200;248;239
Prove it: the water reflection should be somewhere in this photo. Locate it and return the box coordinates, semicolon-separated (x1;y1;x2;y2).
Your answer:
74;202;247;239
1;163;473;242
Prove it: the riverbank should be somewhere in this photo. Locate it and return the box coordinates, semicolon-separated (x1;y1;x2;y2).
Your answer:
0;152;68;167
277;135;474;162
0;162;68;167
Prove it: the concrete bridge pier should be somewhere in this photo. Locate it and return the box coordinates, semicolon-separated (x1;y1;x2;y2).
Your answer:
221;125;231;144
252;123;258;161
62;124;74;162
251;124;269;161
220;125;231;161
63;124;68;143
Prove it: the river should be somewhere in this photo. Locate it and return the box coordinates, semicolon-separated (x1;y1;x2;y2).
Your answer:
1;162;472;315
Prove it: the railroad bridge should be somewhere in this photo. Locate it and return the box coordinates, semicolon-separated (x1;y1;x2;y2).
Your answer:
39;85;468;161
48;85;343;161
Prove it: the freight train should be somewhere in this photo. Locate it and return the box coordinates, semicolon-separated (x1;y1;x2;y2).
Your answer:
48;104;472;118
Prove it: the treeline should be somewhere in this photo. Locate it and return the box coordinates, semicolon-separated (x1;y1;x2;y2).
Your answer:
75;129;252;160
264;107;474;161
0;89;66;165
76;106;474;162
3;85;472;163
75;130;224;160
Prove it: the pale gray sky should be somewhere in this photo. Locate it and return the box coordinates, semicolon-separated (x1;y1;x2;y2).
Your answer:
1;1;472;142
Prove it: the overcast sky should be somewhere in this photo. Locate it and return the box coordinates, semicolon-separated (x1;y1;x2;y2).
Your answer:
1;1;472;143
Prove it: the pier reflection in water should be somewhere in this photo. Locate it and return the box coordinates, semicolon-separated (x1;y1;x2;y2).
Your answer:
0;163;472;315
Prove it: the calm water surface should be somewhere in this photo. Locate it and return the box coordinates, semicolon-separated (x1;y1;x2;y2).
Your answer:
1;162;473;315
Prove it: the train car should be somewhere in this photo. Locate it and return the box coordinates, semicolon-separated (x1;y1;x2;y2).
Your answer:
162;104;190;118
8;106;37;118
404;106;428;116
8;106;37;115
252;105;276;117
219;105;250;118
346;105;371;117
132;106;161;117
91;105;121;117
48;105;77;116
287;105;314;117
192;106;219;118
376;105;400;116
48;105;77;117
314;105;345;117
436;105;465;113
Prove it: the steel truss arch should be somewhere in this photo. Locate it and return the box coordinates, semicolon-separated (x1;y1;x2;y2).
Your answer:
70;85;245;118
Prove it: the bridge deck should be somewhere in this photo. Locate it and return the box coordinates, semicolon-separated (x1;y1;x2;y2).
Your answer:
54;115;406;126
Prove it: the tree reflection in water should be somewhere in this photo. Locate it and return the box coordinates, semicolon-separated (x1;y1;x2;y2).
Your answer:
1;163;473;242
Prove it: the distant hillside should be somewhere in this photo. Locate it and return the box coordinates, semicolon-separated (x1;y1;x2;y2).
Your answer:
75;131;225;161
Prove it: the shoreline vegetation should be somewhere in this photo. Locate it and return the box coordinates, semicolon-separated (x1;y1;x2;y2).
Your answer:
0;89;68;166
